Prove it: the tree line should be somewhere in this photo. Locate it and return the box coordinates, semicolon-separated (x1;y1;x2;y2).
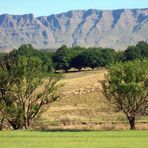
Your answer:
53;41;148;72
0;41;148;73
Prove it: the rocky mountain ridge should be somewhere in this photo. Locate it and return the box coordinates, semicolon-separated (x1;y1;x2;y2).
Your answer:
0;8;148;51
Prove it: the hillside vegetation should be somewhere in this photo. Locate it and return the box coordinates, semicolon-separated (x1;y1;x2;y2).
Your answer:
40;69;148;130
0;43;148;130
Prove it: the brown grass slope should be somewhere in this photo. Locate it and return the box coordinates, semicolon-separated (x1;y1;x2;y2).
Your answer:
39;69;148;130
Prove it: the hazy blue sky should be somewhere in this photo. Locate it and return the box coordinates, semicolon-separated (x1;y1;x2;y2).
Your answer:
0;0;148;16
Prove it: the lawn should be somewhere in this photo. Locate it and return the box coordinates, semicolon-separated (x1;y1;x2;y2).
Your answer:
0;130;147;148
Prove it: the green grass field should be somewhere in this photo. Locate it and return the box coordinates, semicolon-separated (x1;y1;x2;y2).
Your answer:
0;130;148;148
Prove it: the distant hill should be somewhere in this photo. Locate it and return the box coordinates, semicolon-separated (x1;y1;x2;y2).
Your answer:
0;8;148;52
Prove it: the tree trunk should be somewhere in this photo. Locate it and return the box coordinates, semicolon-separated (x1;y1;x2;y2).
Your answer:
23;117;27;129
0;117;4;130
65;69;68;73
8;120;21;130
78;68;81;71
23;117;31;129
128;116;136;130
27;118;30;128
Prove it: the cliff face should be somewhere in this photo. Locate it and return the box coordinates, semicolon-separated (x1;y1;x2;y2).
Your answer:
0;8;148;51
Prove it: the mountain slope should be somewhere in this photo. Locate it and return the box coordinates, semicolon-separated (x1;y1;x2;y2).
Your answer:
0;8;148;51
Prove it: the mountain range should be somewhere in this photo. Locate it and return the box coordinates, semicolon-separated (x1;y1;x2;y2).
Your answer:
0;8;148;52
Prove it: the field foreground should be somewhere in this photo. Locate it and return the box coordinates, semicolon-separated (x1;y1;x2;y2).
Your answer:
0;130;148;148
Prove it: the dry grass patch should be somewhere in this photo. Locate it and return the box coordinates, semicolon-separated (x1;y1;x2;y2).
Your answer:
38;69;148;130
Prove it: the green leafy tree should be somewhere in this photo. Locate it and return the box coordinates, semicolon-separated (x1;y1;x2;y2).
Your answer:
84;48;102;69
100;48;115;67
83;48;115;69
53;45;72;72
8;44;53;72
123;46;141;61
0;53;7;61
0;56;60;130
115;51;124;62
71;53;87;71
102;60;148;130
38;50;53;72
136;41;148;58
70;46;86;71
72;48;102;70
71;47;115;70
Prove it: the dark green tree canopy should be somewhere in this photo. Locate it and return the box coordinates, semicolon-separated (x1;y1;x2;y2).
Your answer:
6;44;53;72
71;47;115;70
99;48;115;67
53;45;72;72
123;46;141;61
122;41;148;61
136;41;148;57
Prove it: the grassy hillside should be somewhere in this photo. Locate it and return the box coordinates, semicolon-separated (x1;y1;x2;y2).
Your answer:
38;69;148;130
